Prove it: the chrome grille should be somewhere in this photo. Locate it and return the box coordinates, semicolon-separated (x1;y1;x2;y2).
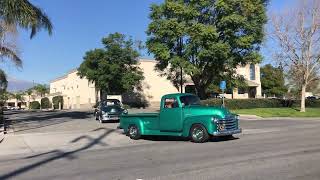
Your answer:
216;118;238;131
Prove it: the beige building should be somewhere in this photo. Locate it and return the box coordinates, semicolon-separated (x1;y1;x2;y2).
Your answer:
50;69;97;109
49;59;262;109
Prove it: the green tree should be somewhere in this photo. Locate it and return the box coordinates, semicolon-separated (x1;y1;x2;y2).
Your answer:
52;96;63;109
146;0;268;99
0;0;53;39
261;64;287;97
33;84;49;97
78;33;144;101
0;69;8;92
13;92;25;105
40;97;51;109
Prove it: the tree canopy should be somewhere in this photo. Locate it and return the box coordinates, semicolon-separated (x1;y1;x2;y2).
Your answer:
261;64;287;97
147;0;268;99
77;33;144;100
33;84;49;97
0;0;53;39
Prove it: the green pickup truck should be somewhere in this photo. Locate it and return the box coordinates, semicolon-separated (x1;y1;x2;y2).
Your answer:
119;93;241;143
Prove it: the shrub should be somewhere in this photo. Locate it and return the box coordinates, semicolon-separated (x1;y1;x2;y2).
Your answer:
30;101;40;109
52;96;64;109
41;97;51;109
201;99;320;110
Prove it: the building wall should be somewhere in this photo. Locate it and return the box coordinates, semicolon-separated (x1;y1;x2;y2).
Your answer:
49;60;263;109
50;70;97;109
234;64;262;98
132;59;180;107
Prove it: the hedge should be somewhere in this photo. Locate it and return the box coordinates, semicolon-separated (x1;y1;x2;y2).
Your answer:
30;101;40;109
52;96;63;109
41;97;51;109
201;99;320;110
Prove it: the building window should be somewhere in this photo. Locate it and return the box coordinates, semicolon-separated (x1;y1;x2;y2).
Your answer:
250;64;256;80
238;87;247;94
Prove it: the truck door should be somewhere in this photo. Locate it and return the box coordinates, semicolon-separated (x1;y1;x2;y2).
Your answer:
160;98;183;132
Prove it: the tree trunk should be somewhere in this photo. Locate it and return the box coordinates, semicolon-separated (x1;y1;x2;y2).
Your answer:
300;84;306;112
100;89;107;101
196;86;207;100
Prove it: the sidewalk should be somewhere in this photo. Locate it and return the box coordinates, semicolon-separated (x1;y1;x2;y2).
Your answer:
0;127;150;157
239;114;263;120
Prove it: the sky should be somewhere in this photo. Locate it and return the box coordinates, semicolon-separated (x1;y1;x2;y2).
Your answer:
2;0;294;84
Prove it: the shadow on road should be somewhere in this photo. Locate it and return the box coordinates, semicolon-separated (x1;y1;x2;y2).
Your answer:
0;127;116;180
142;135;239;142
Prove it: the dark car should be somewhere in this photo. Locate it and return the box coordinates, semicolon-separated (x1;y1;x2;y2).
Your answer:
94;99;128;123
306;96;318;100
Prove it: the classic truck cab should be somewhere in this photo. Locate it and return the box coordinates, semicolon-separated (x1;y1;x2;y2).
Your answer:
119;93;241;143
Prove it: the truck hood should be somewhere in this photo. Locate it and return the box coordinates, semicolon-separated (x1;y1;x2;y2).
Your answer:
184;105;232;118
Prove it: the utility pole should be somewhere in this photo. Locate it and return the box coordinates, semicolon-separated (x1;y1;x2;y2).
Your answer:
180;66;183;93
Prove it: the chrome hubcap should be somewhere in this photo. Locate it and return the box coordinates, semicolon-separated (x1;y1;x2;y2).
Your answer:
192;127;204;140
129;127;137;137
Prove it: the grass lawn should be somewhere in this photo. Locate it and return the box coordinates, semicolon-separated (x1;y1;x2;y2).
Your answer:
232;108;320;118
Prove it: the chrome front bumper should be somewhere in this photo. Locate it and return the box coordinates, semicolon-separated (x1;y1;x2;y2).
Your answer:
212;128;242;136
101;115;120;121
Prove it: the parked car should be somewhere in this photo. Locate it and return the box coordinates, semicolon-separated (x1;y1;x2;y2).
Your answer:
306;96;318;100
119;93;241;143
94;99;128;123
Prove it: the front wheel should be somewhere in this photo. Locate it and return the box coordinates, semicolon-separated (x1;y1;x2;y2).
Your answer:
95;112;99;120
128;125;141;140
190;124;209;143
99;115;104;123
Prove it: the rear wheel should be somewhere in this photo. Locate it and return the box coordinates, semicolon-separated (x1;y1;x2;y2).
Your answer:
190;124;209;143
128;125;141;140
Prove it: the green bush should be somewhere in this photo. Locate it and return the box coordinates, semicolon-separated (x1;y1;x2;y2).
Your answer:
30;101;40;109
52;96;63;109
201;99;320;110
41;97;51;109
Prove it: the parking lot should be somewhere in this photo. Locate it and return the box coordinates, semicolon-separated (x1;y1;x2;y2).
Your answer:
1;110;320;180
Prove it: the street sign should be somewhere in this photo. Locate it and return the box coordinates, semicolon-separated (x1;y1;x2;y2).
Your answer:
220;81;226;90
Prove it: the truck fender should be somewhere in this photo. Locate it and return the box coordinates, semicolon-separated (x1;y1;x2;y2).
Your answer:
182;115;214;137
124;117;145;135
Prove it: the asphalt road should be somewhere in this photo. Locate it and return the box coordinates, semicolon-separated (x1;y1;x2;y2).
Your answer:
1;110;320;180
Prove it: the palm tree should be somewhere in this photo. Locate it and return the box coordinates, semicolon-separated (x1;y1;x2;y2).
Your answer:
0;69;8;92
0;21;22;68
0;0;53;39
33;84;49;97
25;88;33;108
0;69;8;106
0;0;52;69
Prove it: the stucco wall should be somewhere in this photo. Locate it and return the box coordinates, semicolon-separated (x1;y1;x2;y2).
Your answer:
50;70;97;109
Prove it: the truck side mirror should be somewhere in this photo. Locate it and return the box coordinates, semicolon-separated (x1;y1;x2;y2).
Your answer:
181;103;185;108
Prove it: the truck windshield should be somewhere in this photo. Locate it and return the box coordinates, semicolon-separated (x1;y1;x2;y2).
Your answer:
180;95;201;106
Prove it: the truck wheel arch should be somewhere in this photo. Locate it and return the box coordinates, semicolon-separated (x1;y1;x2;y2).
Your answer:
182;116;212;137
